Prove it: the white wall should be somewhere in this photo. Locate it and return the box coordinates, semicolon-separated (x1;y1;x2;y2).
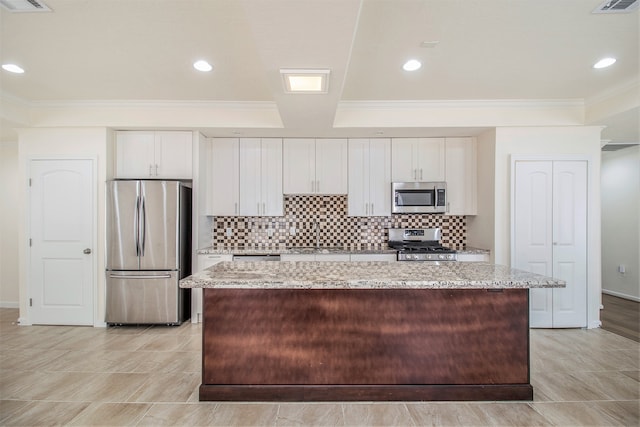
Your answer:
493;126;603;328
601;146;640;301
0;141;20;307
17;128;108;326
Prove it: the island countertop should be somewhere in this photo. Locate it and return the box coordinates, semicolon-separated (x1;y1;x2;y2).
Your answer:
180;261;565;290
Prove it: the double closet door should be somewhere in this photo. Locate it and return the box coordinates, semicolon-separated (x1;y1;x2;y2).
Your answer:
512;160;588;328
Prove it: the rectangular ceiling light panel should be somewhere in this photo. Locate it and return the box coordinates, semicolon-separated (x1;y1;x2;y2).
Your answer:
280;69;330;93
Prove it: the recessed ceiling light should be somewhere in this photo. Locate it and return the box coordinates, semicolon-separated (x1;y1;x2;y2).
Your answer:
280;69;330;93
193;60;213;72
402;59;422;71
593;57;616;69
2;63;25;74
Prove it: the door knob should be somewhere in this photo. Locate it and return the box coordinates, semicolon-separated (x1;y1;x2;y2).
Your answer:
83;248;92;254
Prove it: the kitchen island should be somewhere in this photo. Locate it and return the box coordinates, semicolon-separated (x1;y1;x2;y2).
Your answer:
180;261;564;402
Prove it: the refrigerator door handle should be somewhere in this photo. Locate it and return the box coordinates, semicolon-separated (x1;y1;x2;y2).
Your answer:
140;196;146;256
109;273;172;279
134;195;140;256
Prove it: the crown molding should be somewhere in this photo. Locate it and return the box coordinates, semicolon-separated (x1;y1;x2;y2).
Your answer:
27;99;279;110
337;99;585;110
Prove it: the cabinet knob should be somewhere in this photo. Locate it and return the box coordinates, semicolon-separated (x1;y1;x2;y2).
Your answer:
83;248;92;254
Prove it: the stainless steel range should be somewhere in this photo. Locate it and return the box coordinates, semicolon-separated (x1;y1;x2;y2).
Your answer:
388;228;457;261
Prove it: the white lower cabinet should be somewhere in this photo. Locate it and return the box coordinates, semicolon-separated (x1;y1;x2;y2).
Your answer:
350;254;397;262
281;253;396;262
456;253;489;262
192;254;232;323
315;254;350;262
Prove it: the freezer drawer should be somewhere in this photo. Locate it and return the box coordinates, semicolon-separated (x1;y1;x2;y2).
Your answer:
106;271;189;325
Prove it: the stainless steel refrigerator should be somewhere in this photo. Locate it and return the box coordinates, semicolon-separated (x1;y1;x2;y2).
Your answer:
106;180;191;325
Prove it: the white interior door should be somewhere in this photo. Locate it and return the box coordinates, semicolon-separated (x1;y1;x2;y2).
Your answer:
552;161;588;327
513;159;588;328
29;159;94;325
513;161;554;328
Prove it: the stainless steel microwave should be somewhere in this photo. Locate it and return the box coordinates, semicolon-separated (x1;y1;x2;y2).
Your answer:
392;182;447;214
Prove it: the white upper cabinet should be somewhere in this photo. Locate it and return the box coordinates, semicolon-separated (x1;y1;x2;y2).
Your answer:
445;137;477;215
116;131;192;179
391;138;445;182
239;138;283;216
283;139;315;194
206;138;240;216
283;138;347;194
348;138;391;216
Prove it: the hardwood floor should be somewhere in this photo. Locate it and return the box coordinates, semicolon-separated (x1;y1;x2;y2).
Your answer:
601;293;640;342
1;308;638;426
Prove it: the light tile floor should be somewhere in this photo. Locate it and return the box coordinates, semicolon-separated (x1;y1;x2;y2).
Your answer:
1;308;638;426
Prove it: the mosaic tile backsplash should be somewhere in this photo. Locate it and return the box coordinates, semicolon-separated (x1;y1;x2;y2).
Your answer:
210;195;466;249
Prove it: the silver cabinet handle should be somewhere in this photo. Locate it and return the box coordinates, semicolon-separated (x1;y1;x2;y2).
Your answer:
234;202;238;215
83;248;92;254
257;202;260;215
420;169;423;180
148;165;153;177
371;203;374;215
155;164;159;176
263;202;266;215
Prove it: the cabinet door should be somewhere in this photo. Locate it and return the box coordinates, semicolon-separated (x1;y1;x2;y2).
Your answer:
391;138;417;181
316;139;348;194
208;138;239;216
115;131;155;178
368;138;391;216
350;254;397;262
239;138;262;216
445;137;477;215
283;139;315;194
551;161;587;328
260;138;283;216
280;254;315;261
416;138;445;181
154;131;193;179
315;254;350;261
348;139;370;216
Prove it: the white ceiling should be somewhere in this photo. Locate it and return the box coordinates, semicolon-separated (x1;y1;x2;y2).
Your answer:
0;0;638;142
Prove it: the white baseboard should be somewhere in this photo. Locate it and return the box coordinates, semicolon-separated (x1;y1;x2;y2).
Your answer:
602;289;640;302
0;301;18;308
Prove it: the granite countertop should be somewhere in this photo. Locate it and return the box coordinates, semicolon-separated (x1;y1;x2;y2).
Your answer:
196;246;489;256
180;261;564;290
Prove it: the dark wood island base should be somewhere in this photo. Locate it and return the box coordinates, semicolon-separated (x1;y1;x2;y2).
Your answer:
200;288;532;402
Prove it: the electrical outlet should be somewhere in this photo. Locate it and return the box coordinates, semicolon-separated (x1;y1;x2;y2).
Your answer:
618;265;626;274
289;227;296;236
267;228;274;237
226;228;233;237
